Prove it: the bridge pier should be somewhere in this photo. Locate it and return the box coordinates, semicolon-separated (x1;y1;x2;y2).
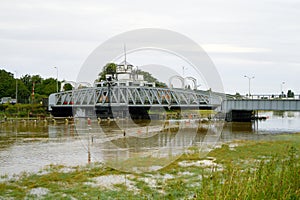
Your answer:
225;110;254;122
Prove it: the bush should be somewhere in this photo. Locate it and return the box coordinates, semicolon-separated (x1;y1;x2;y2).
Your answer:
1;104;48;118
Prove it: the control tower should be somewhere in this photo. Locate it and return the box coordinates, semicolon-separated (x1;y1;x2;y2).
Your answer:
104;61;155;87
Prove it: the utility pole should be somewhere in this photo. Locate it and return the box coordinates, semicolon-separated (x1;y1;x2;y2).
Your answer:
281;81;285;98
54;67;58;92
244;75;255;97
32;82;35;104
15;71;18;104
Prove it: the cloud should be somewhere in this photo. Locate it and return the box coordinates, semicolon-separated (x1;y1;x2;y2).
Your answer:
0;0;300;94
202;44;271;53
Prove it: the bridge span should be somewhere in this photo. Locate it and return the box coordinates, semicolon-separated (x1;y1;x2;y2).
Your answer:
48;86;223;119
222;97;300;122
223;99;300;112
48;84;300;122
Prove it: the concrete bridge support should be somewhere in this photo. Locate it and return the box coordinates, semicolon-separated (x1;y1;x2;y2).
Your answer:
225;110;253;122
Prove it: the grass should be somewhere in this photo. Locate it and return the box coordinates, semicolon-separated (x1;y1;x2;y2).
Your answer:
0;134;299;199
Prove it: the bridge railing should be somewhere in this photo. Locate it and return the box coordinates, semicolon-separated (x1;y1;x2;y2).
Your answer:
241;94;300;100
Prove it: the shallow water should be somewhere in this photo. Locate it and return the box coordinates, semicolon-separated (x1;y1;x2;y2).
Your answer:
0;111;299;175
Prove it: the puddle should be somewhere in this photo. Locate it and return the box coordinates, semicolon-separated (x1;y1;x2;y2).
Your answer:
178;158;223;171
27;187;49;198
86;174;138;193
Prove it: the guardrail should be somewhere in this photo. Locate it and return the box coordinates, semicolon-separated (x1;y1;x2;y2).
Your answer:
237;94;300;100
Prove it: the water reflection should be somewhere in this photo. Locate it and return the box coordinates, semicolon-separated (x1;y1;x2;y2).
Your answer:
73;118;223;173
0;111;300;176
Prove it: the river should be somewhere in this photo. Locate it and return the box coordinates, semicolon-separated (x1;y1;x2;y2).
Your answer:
1;111;300;176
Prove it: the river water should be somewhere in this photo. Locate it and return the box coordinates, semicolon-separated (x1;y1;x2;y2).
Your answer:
1;111;300;176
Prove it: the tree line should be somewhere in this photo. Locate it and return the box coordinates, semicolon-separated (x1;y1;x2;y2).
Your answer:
0;69;60;104
1;64;166;104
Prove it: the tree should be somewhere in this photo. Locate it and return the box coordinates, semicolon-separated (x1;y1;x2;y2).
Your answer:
19;74;59;103
63;83;73;91
137;70;166;87
234;92;243;99
20;74;32;91
16;79;30;103
39;78;58;96
0;71;30;103
0;69;15;98
287;90;294;98
0;70;63;104
31;75;43;94
98;63;117;81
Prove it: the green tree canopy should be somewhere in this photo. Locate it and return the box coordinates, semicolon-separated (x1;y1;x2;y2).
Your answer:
287;90;295;98
16;79;30;103
40;78;59;96
98;63;117;81
0;69;61;103
0;69;16;98
19;74;60;103
63;83;73;91
137;70;167;87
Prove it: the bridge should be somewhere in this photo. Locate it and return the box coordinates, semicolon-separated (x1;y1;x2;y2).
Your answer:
48;85;300;121
49;59;300;121
222;94;300;121
48;86;223;119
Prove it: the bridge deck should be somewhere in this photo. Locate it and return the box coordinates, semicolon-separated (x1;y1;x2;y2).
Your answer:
222;99;300;112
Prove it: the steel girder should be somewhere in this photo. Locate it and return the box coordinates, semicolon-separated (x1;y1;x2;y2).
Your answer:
52;86;213;107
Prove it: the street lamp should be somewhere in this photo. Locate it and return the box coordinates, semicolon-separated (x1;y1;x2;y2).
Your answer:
54;67;58;92
244;75;255;97
281;81;285;98
15;71;18;104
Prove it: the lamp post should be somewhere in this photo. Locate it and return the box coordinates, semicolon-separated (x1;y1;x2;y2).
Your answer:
182;66;188;89
15;71;18;104
244;75;255;97
281;81;285;98
54;67;58;92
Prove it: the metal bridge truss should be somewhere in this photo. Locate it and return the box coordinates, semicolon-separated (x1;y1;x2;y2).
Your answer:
51;86;214;108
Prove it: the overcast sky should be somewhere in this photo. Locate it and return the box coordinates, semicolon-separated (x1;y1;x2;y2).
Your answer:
1;0;299;95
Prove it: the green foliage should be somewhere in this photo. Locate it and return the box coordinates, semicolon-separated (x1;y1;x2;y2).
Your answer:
21;75;58;97
16;79;31;103
39;78;58;96
0;71;60;103
63;83;73;91
0;69;15;98
197;146;300;200
98;63;117;81
0;104;48;118
234;92;243;99
287;89;295;98
137;70;167;87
